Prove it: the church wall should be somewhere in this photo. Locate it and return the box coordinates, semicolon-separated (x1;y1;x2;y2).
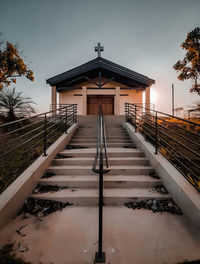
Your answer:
87;89;115;95
59;87;143;115
119;89;143;115
59;89;83;115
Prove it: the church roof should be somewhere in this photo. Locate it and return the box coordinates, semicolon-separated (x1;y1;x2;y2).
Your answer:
46;57;155;89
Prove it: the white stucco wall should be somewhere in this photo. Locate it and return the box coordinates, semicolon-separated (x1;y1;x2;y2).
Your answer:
119;89;143;115
59;89;83;115
58;78;144;115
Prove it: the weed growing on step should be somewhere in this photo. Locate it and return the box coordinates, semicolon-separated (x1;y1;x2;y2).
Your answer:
125;199;182;215
42;172;56;178
66;145;88;149
55;154;73;159
32;184;69;194
18;198;72;217
0;243;31;264
177;260;200;264
149;171;160;179
153;185;168;194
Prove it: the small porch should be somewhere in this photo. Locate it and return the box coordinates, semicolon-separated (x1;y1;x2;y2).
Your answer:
47;55;154;116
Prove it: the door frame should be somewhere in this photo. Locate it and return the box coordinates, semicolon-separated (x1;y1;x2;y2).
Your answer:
87;95;114;115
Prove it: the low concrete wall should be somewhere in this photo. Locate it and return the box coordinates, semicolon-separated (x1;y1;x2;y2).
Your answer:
0;124;78;230
124;122;200;230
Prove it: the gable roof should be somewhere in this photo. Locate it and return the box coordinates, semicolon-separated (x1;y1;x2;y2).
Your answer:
46;57;155;89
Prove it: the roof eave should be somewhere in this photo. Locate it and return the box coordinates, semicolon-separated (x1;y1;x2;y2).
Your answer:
46;57;155;87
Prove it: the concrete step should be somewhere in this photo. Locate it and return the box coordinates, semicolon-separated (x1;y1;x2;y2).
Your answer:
75;128;97;130
46;165;154;175
52;157;150;166
76;127;124;130
39;175;162;188
106;129;125;132
31;121;170;207
75;128;126;132
106;131;127;134
30;188;171;206
67;143;136;148
72;136;130;140
74;132;128;137
70;138;132;143
60;148;145;157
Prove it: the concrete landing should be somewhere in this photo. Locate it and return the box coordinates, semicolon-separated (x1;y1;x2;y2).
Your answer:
77;115;125;128
0;206;200;264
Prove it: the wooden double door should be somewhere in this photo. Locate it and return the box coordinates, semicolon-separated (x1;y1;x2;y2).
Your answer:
87;95;114;115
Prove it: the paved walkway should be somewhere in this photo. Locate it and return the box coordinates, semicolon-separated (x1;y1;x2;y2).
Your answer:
0;205;200;264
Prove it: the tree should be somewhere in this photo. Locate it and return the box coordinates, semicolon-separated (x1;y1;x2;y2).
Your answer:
0;37;34;90
0;87;35;122
173;27;200;95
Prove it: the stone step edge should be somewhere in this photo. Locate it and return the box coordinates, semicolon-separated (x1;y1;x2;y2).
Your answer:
30;188;171;198
40;174;156;178
47;165;154;169
60;148;144;153
52;157;149;161
39;175;162;183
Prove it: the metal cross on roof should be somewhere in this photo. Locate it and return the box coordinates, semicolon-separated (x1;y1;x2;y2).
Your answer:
95;42;104;57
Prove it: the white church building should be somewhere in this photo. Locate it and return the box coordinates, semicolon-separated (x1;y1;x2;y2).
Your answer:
46;43;155;115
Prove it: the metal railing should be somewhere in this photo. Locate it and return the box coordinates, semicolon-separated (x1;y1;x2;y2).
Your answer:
0;104;77;194
50;104;69;111
125;103;200;192
130;102;155;110
92;105;110;263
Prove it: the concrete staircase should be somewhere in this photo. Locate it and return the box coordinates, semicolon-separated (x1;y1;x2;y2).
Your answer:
31;118;171;205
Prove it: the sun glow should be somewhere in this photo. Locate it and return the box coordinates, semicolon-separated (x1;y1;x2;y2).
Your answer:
150;89;157;105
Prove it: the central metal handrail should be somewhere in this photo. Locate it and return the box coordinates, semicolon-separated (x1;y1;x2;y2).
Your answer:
92;106;110;173
92;105;110;263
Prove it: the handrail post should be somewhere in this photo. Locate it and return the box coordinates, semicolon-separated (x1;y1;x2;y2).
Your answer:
72;104;76;124
95;151;105;263
43;113;47;156
65;107;68;134
59;108;62;132
127;103;130;122
135;105;137;132
125;103;128;122
155;111;158;154
94;105;107;263
75;104;77;123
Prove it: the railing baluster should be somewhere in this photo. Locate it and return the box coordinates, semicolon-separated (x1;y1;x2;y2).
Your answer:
135;105;137;132
155;111;158;154
75;104;77;123
128;103;130;123
73;104;75;124
125;102;128;122
43;113;47;156
65;107;68;134
97;151;104;261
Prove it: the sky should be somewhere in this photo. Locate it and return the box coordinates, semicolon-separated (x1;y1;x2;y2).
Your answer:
0;0;200;114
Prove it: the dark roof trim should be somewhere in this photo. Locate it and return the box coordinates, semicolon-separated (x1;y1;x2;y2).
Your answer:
57;87;81;92
47;57;155;87
47;59;99;85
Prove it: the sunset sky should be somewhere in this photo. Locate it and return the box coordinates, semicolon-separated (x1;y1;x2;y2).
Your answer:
0;0;200;114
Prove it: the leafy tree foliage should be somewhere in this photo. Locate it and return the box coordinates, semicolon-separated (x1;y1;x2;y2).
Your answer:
0;87;35;122
173;27;200;95
0;38;34;90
